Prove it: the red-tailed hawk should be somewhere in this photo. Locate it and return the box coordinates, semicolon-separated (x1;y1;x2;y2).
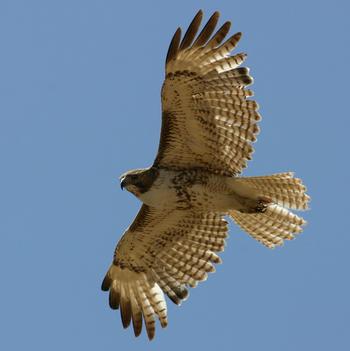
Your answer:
102;10;310;340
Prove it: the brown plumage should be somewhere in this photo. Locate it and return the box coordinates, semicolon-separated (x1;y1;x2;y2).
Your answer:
102;10;310;340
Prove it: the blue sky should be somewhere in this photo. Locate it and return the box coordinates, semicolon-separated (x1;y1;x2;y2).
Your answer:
1;0;349;350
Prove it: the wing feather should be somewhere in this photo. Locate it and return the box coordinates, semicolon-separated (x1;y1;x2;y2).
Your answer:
206;21;231;49
179;10;203;50
165;28;181;65
192;11;220;47
102;205;228;339
155;11;259;176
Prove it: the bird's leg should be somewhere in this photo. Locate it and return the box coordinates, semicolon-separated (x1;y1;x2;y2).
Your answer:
236;196;271;214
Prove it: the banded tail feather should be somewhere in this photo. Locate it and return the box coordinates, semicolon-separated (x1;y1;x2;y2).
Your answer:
230;173;310;248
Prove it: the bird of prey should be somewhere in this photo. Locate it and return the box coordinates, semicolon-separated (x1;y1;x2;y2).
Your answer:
102;10;310;340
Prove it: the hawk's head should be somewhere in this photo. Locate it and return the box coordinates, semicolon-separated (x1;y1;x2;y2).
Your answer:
119;168;158;197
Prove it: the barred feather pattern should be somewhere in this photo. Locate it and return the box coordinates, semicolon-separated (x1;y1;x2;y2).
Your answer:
240;172;310;210
230;173;310;248
154;10;259;176
102;206;228;339
103;10;311;341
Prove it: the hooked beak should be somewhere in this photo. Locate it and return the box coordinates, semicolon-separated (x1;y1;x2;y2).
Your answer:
120;177;126;190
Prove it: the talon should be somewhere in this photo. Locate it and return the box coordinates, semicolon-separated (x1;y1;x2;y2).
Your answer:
256;198;270;213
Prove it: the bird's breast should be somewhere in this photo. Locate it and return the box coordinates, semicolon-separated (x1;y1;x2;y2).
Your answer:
138;169;217;210
137;171;178;208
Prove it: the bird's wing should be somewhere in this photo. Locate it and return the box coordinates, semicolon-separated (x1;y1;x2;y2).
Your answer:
153;10;260;176
102;204;228;339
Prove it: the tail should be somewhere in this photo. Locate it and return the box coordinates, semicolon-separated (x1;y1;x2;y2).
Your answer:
229;172;310;248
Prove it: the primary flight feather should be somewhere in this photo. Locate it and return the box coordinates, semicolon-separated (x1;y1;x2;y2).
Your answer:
102;10;310;340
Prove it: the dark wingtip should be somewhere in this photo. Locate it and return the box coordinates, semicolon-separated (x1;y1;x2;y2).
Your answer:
196;9;204;17
133;328;142;338
132;317;143;337
204;19;231;48
211;10;220;19
168;294;180;305
241;75;254;86
147;328;155;341
179;9;203;51
165;27;182;65
120;299;132;329
193;11;220;47
236;67;249;75
174;285;189;301
101;274;111;291
109;290;120;310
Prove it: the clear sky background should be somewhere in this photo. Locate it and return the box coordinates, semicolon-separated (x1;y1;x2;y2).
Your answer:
1;0;349;350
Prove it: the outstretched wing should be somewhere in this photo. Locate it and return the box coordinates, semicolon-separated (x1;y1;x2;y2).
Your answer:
102;204;228;339
154;10;260;176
